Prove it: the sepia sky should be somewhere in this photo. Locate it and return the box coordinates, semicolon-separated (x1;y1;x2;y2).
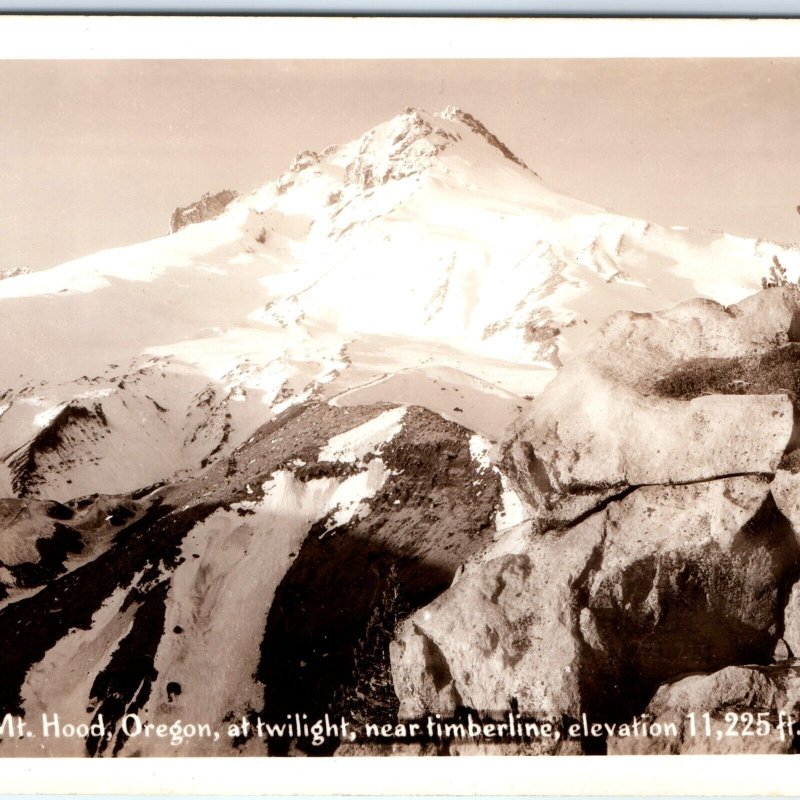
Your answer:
2;58;800;273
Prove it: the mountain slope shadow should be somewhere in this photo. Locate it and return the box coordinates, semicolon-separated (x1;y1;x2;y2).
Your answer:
258;406;501;755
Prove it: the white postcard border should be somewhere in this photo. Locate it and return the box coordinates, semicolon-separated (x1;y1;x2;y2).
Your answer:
2;14;800;796
0;15;798;59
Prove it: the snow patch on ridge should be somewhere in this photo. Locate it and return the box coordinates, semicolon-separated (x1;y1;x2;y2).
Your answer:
468;434;529;532
318;405;407;464
272;387;312;415
469;434;492;472
496;474;528;531
33;403;68;429
324;458;390;530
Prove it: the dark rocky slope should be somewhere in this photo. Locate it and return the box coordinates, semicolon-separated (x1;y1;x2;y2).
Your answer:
0;401;500;756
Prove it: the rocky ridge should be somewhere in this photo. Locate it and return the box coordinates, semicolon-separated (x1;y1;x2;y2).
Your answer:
169;189;238;233
0;400;502;756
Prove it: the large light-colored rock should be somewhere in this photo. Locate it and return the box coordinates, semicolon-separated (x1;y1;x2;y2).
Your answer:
502;287;800;525
391;515;605;721
505;377;791;520
590;288;800;383
582;476;798;713
392;476;800;724
609;664;800;754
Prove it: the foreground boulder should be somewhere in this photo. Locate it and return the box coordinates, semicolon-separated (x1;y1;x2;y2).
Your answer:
391;475;800;730
608;664;800;754
582;478;798;717
501;287;800;527
392;285;800;753
391;519;601;722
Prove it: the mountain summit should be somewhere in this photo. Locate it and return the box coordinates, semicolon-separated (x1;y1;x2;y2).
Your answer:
270;107;534;197
0;106;798;501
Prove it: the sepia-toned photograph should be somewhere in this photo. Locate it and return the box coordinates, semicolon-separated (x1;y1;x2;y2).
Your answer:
3;19;800;770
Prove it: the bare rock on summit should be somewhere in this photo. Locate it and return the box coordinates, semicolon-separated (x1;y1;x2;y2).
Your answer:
391;475;800;725
169;189;238;233
609;664;800;755
501;287;800;527
343;109;461;189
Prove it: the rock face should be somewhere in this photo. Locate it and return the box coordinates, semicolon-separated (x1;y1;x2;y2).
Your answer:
500;287;800;528
392;521;602;722
0;267;30;281
440;106;531;171
342;108;460;190
169;189;238;233
583;478;798;716
392;286;800;753
608;664;800;754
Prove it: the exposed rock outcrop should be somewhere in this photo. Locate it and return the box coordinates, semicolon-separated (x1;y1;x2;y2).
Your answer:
6;402;111;498
392;286;800;753
608;664;800;754
0;267;31;281
169;189;238;233
501;286;800;528
343;108;461;190
440;106;532;172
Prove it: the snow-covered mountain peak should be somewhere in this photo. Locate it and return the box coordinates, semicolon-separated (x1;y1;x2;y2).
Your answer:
339;107;459;189
335;105;536;185
3;106;800;501
268;107;533;204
